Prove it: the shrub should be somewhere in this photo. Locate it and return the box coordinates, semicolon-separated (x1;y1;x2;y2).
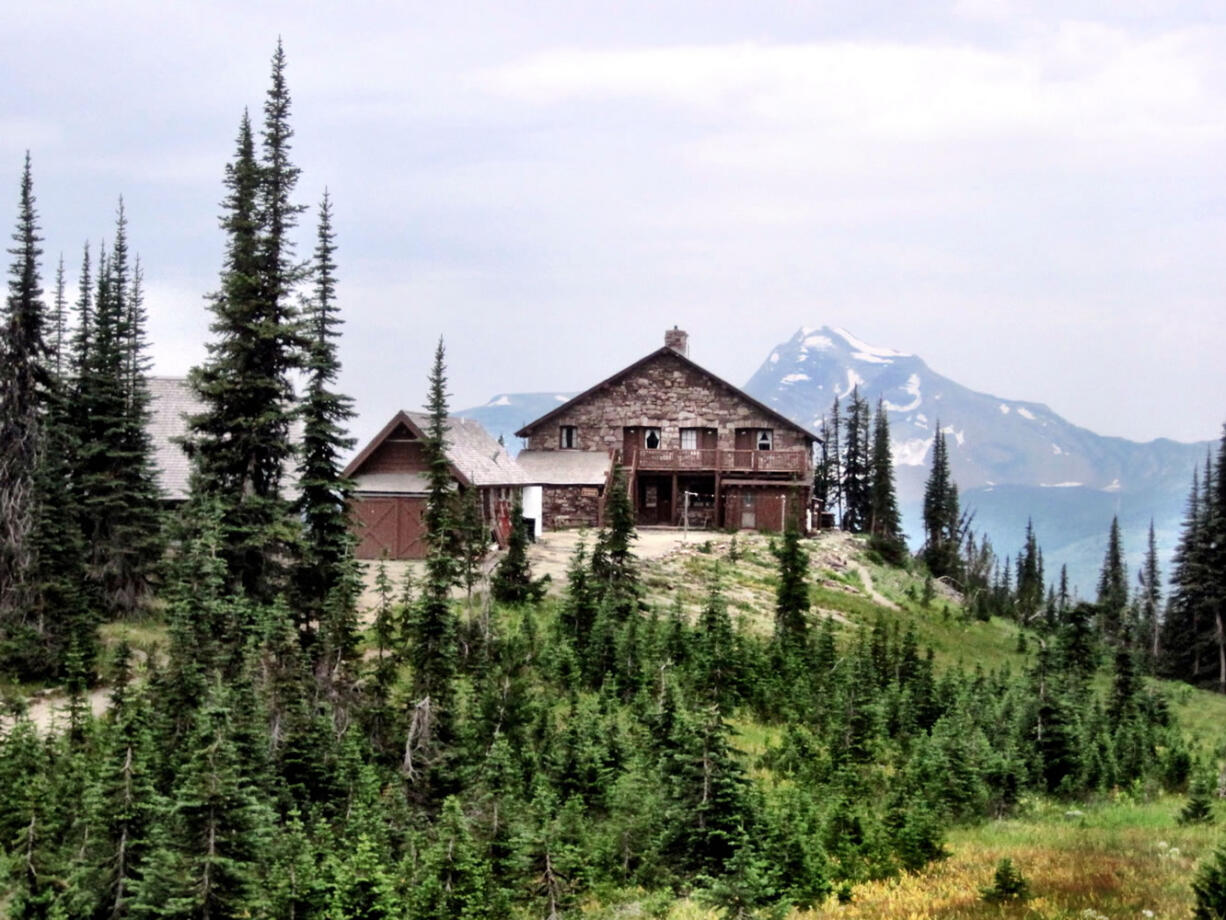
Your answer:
981;857;1029;904
1193;845;1226;920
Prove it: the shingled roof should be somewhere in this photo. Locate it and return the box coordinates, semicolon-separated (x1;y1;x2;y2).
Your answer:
515;449;611;486
147;376;306;501
344;410;528;488
148;376;203;500
514;345;821;442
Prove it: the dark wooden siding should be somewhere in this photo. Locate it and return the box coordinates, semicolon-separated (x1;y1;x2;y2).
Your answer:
362;435;426;475
354;496;427;559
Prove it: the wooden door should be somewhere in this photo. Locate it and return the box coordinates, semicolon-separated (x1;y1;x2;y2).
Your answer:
700;428;718;449
734;428;754;450
740;491;756;529
622;427;638;464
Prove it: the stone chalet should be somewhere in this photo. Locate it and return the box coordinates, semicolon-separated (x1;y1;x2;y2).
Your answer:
515;329;819;533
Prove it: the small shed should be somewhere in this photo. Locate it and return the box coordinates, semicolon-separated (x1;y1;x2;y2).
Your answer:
345;411;527;560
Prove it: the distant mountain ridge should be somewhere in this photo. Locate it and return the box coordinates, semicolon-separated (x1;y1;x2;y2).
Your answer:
457;327;1211;593
746;326;1209;594
455;392;576;450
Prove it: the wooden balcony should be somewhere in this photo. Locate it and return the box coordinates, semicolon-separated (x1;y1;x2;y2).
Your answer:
630;447;810;475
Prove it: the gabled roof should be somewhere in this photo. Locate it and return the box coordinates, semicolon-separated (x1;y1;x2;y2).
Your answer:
344;410;528;489
148;376;306;501
148;376;205;500
514;345;821;442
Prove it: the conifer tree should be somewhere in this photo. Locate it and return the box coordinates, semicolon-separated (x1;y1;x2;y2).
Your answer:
186;45;305;604
0;154;47;651
1139;519;1162;668
921;426;961;581
867;398;905;563
692;568;739;711
841;387;871;532
1166;456;1216;684
592;464;640;620
1096;516;1128;643
135;681;274;918
25;251;89;677
773;526;810;653
293;190;358;650
73;201;163;618
813;416;833;517
491;499;546;604
827;396;843;526
1211;426;1226;693
405;339;459;780
455;485;488;605
1015;519;1044;624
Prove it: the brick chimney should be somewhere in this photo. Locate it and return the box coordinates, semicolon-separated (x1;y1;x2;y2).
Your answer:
664;326;689;357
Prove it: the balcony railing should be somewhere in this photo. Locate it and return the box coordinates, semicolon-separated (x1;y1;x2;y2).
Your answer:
630;447;809;475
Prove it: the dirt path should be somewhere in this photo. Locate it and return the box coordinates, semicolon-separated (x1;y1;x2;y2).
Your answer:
524;528;737;593
848;560;899;610
2;687;111;735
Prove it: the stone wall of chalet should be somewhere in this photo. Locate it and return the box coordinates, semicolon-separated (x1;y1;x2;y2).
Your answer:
541;485;602;529
524;351;809;454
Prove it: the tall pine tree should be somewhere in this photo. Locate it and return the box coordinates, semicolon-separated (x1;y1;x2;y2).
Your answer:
840;387;871;533
921;425;961;581
1096;516;1128;644
186;46;305;604
867;398;905;563
405;339;460;783
0;155;47;649
293;190;358;665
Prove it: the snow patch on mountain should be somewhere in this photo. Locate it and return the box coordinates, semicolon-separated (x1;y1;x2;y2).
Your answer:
1051;443;1063;455
999;404;1010;414
884;373;922;413
803;334;835;351
1041;482;1083;488
554;394;569;402
837;368;865;398
1017;407;1036;420
486;394;512;407
781;373;810;385
833;327;908;364
1104;478;1122;492
894;437;932;467
769;352;779;364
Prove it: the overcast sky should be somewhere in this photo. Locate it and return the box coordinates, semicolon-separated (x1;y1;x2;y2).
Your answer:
4;1;1224;446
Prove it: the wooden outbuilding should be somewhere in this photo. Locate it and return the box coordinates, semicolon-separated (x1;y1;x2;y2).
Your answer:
345;411;527;560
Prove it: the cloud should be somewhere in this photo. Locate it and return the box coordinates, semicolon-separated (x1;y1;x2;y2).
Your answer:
479;27;1221;150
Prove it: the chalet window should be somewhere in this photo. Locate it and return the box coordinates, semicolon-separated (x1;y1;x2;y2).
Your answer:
559;426;577;449
644;427;661;449
756;429;773;451
680;428;699;450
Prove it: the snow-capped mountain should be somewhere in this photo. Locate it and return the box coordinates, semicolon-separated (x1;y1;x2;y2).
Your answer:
746;326;1210;593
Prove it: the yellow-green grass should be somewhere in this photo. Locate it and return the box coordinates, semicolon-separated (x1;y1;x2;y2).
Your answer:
797;797;1223;920
565;799;1220;920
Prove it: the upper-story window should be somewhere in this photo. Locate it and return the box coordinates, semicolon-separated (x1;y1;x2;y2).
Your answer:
644;427;661;449
680;428;699;450
756;429;773;451
559;426;577;449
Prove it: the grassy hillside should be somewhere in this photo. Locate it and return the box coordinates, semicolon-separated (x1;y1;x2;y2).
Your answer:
618;529;1226;920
